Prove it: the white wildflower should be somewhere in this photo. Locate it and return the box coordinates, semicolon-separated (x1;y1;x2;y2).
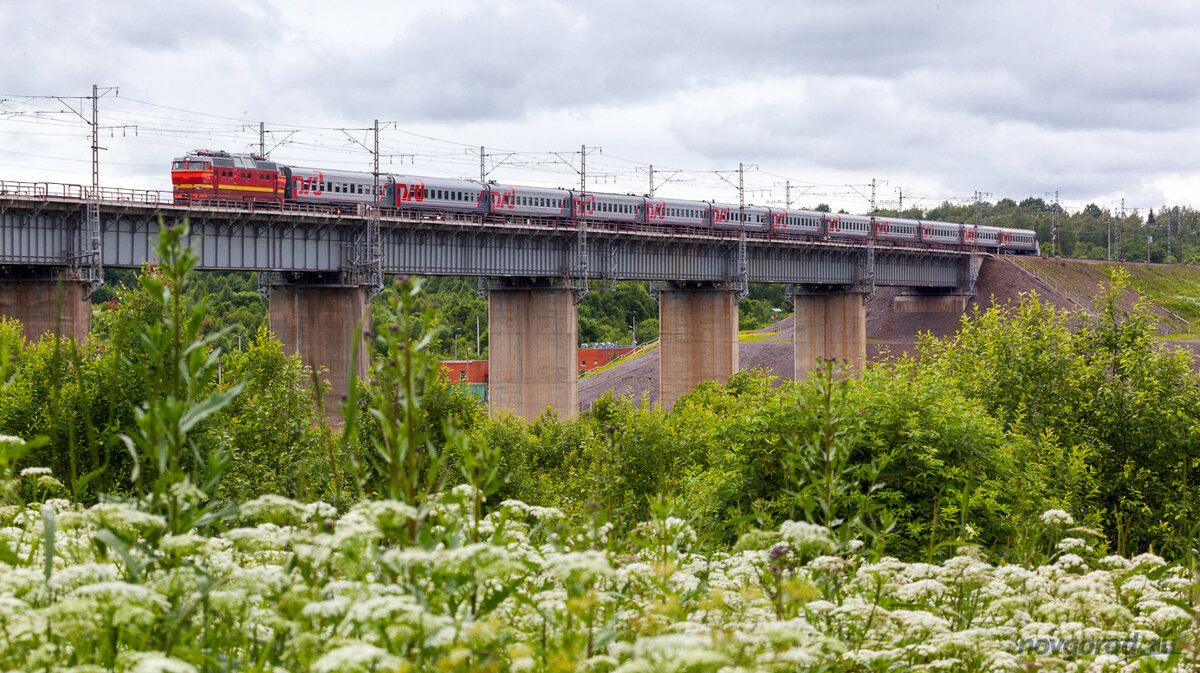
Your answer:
239;494;307;525
1056;537;1090;552
805;600;836;614
1147;605;1192;628
19;467;51;477
545;550;614;584
1040;509;1074;526
88;502;166;537
779;521;836;557
0;435;25;445
72;581;170;612
128;652;197;673
158;532;210;557
1129;552;1166;568
302;595;351;621
303;501;338;521
1055;554;1087;571
808;555;852;573
310;643;402;673
347;500;419;532
1097;555;1131;570
223;524;292;552
896;579;949;601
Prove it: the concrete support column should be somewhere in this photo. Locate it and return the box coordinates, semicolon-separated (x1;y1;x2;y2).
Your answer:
893;293;969;314
659;284;739;409
794;291;866;379
268;281;370;415
488;280;578;421
0;275;91;343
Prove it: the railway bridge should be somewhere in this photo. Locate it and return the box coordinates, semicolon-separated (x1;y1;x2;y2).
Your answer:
0;182;980;418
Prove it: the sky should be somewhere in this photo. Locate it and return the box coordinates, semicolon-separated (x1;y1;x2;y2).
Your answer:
3;0;1200;215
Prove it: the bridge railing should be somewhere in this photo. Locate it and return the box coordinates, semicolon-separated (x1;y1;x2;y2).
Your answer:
0;180;175;206
0;181;87;200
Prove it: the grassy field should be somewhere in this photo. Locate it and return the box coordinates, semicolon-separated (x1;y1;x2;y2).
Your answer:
1025;258;1200;326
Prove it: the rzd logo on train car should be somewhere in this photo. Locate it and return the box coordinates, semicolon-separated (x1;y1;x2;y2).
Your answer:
396;181;427;204
492;188;517;210
293;171;325;196
646;201;666;221
572;195;595;216
826;215;842;233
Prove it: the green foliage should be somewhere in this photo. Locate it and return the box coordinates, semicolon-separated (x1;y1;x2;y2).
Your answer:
353;276;448;508
210;326;335;503
919;272;1200;556
117;221;244;535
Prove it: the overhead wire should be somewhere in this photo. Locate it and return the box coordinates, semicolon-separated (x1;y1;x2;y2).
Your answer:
0;91;1044;214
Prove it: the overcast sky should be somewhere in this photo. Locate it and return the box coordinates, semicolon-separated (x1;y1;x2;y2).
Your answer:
3;0;1200;214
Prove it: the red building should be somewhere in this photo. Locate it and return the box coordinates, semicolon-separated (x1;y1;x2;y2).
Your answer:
440;359;489;384
577;346;636;373
440;345;636;384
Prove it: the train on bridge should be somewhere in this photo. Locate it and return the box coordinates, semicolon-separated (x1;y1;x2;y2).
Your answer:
171;150;1040;254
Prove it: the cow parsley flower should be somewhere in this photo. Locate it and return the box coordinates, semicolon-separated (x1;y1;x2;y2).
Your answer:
127;652;198;673
1128;552;1166;568
239;494;307;525
545;550;614;585
1055;554;1087;572
1039;510;1074;526
896;579;949;601
779;521;836;559
19;467;51;478
1056;537;1090;552
310;642;403;673
88;503;167;537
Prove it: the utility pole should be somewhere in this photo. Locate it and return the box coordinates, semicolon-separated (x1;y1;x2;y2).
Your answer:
1119;198;1126;262
476;315;481;357
1167;207;1172;262
73;84;128;295
737;163;748;302
870;178;877;214
631;309;637;346
1108;213;1113;261
785;180;792;209
1049;190;1059;257
552;145;601;303
259;122;265;156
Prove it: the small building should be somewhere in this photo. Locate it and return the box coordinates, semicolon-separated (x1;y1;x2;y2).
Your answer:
577;344;636;373
440;359;489;384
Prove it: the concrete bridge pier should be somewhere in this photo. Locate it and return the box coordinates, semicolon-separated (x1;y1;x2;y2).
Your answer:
487;278;578;421
893;291;970;314
793;286;866;379
267;274;370;415
0;272;91;343
658;282;739;409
